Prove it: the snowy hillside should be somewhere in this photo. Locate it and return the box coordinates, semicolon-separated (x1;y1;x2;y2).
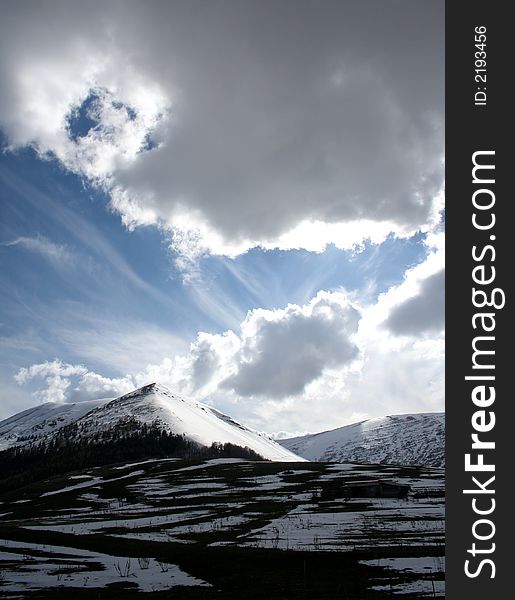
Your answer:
0;398;110;451
279;413;445;467
0;457;445;597
0;383;303;462
69;383;302;461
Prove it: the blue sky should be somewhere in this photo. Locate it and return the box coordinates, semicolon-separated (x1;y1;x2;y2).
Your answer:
0;0;444;434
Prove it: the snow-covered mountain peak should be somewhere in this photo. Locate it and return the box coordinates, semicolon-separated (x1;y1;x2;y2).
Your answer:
120;382;172;399
0;383;304;462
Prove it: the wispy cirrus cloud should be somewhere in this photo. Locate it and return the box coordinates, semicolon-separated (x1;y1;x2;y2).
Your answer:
1;235;76;267
0;167;181;312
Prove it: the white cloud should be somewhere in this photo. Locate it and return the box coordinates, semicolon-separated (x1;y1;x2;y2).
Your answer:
68;371;134;401
0;235;76;267
14;360;87;385
15;359;88;403
15;359;132;404
360;230;445;336
0;0;444;266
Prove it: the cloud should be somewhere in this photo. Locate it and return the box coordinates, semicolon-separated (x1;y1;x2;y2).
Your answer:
15;359;133;403
0;235;76;267
67;371;134;401
14;360;87;385
13;291;361;406
0;0;444;264
385;269;444;335
15;359;88;403
359;231;445;334
221;292;360;398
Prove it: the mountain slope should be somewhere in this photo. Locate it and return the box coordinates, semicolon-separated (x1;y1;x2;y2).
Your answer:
0;383;303;462
279;413;445;467
0;398;110;451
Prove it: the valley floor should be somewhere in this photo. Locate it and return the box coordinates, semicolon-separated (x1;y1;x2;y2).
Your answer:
0;458;444;599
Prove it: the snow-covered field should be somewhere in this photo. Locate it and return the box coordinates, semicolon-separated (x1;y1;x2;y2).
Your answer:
0;539;209;593
0;457;444;598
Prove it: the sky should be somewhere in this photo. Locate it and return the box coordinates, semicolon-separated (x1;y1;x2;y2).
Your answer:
0;0;444;436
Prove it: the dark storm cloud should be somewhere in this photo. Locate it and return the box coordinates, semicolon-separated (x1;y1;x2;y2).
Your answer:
385;268;445;335
0;0;444;252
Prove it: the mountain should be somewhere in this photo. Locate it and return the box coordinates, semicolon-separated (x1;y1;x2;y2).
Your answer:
0;383;303;462
279;413;445;467
0;397;110;451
